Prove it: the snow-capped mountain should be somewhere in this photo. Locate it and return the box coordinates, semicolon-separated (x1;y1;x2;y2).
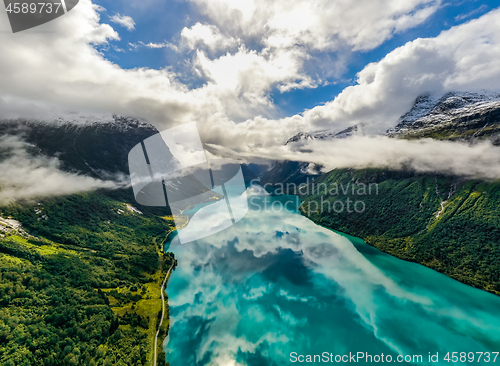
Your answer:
19;114;155;132
264;90;500;188
285;91;500;145
285;125;360;145
387;91;500;143
0;115;159;176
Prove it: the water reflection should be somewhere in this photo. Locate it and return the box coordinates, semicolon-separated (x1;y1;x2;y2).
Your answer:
165;189;500;365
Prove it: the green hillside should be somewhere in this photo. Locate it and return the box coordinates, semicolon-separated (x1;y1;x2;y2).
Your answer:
299;169;500;295
0;190;176;366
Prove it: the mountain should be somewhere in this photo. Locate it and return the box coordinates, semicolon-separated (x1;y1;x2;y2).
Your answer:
387;91;500;143
299;169;500;294
260;126;361;189
0;115;158;178
263;91;500;189
284;91;500;145
0;116;178;366
0;115;264;365
0;189;178;365
264;91;500;295
259;160;320;189
260;126;359;190
285;124;360;145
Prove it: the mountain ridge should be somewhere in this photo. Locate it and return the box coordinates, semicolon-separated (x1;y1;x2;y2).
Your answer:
263;90;500;189
0;115;159;178
262;90;500;295
387;91;500;142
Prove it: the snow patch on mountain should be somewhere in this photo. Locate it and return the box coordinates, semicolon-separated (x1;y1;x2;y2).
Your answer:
285;125;360;145
387;91;500;137
1;114;156;133
285;91;500;145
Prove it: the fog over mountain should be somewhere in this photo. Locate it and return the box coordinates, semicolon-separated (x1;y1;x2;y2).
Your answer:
0;2;500;148
215;91;500;180
0;116;157;203
0;135;123;204
1;1;500;195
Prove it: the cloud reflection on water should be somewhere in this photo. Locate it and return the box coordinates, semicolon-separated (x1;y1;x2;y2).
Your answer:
165;188;500;365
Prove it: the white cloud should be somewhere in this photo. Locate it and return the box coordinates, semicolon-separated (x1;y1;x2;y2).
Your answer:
0;1;196;124
190;46;314;119
288;7;500;134
210;136;500;180
191;7;500;154
141;41;177;50
128;41;178;51
0;135;125;204
454;4;489;21
187;0;441;52
110;13;136;31
167;0;443;109
0;0;500;182
0;0;447;131
181;23;239;52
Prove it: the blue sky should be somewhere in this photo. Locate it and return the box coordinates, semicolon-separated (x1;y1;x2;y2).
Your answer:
2;0;500;145
93;0;498;117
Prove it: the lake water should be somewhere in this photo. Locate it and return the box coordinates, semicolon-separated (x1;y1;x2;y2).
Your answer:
164;190;500;365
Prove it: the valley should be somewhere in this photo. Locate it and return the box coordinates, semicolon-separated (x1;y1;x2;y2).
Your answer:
1;90;500;365
0;117;179;365
264;91;500;295
0;190;177;366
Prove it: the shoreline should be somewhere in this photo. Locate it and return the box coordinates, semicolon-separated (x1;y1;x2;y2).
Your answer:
297;201;500;297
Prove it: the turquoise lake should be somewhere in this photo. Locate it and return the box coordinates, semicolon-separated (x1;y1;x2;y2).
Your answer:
164;191;500;365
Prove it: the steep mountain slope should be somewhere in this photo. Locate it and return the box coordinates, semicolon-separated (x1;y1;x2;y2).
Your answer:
281;91;500;145
260;125;361;189
265;91;500;295
0;117;178;365
387;91;500;143
0;115;158;178
0;191;177;365
299;169;500;294
285;125;360;145
260;160;319;189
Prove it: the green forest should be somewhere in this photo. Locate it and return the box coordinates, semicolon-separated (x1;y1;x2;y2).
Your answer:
299;169;500;295
0;190;177;365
